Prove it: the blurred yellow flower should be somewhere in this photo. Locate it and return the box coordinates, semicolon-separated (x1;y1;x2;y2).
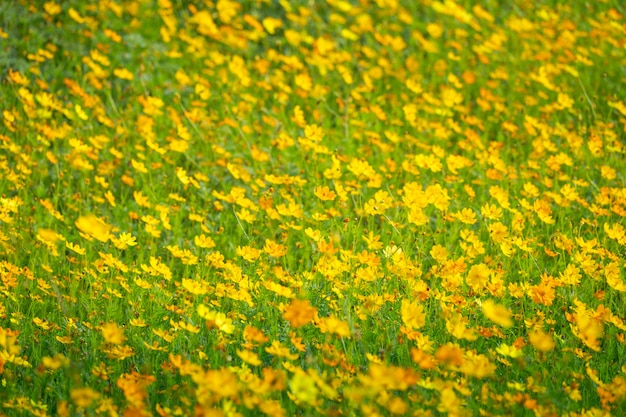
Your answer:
482;299;513;328
100;322;126;345
289;370;319;405
528;330;555;353
70;387;100;408
75;214;112;242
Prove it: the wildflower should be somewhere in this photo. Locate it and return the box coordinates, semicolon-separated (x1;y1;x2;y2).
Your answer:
528;282;556;306
65;241;86;255
236;245;262;262
116;372;156;407
265;340;298;360
438;386;463;415
488;222;509;243
292;105;306;127
75;214;112;242
283;299;318;328
262;17;283;35
602;262;626;292
113;68;134;80
533;199;555;224
194;234;216;249
237;349;262;366
363;231;383;250
182;278;209;295
411;349;437;369
435;343;465;367
263;239;287;257
289;370;319;405
496;343;524;358
198;305;235;334
559;264;582;286
318;316;351;338
455;207;477;224
41;354;69;370
400;299;426;330
101;322;126;345
460;352;496;378
573;311;603;352
129;318;148;327
112;232;137;250
528;331;555;353
70;388;100;408
314;185;337;201
482;299;513;328
364;190;393;215
466;263;491;291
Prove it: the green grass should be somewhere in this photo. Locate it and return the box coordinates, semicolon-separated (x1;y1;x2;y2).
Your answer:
1;0;626;416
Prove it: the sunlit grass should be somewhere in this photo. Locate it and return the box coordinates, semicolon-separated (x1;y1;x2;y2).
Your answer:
1;0;625;416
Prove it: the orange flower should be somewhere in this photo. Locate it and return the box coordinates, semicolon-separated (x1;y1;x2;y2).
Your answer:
435;343;465;367
243;325;269;344
528;282;555;306
283;299;318;328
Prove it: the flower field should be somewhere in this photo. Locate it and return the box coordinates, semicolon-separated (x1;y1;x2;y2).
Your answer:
1;0;626;415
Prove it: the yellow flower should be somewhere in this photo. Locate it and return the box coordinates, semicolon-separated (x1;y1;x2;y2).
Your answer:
313;185;337;201
435;343;465;367
262;17;283;35
263;239;287;257
289;370;319;405
438;386;462;415
236;245;262;262
466;263;490;291
400;299;426;330
481;299;513;328
528;330;555;353
197;305;235;334
70;387;100;408
115;232;137;249
182;278;209;295
65;241;86;255
129;318;148;327
75;214;112;242
430;244;448;263
33;317;53;330
113;68;134;80
292;105;306;127
495;343;524;358
265;340;299;360
237;349;262;366
573;312;603;352
455;207;477;224
460;352;496;378
100;322;126;345
37;228;63;243
318;316;351;338
42;354;69;370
